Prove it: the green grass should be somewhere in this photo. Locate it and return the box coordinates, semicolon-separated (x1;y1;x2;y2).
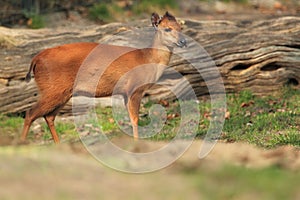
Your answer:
89;3;113;23
41;122;77;141
0;86;299;146
131;0;178;15
221;87;300;148
0;115;23;128
0;115;23;135
186;164;300;200
88;0;179;23
0;114;24;144
23;11;45;29
88;86;300;147
29;14;45;29
199;0;249;3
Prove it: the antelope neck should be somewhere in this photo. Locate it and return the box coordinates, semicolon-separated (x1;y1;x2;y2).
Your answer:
144;32;173;65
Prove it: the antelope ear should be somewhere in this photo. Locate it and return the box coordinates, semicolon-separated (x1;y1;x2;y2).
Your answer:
164;11;175;20
151;12;160;28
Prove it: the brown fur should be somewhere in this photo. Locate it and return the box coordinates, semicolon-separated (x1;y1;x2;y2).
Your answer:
21;12;185;143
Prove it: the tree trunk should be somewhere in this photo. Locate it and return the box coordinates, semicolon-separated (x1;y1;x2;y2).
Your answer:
0;16;299;115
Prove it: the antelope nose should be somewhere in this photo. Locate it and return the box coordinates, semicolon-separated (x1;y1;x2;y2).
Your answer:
179;38;187;47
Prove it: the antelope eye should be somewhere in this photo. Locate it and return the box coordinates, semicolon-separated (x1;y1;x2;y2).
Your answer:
164;28;172;32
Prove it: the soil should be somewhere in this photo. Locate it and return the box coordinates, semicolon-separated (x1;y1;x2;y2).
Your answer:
1;138;300;199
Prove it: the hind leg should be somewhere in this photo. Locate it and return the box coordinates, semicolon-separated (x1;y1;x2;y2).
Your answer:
21;101;47;142
44;115;59;143
21;94;70;143
21;112;33;142
44;104;66;144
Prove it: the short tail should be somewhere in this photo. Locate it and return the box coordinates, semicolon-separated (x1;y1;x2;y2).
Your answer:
25;62;35;83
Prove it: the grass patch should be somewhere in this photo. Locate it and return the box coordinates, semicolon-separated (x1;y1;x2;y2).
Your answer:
0;115;23;134
89;3;113;23
0;86;299;146
24;13;45;29
221;87;300;148
199;0;249;3
132;0;179;15
86;86;300;147
187;164;300;200
41;121;77;141
88;0;179;23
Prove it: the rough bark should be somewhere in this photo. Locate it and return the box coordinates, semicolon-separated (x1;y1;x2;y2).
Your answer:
0;16;299;115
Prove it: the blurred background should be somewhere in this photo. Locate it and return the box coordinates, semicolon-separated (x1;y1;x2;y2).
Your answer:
1;0;299;28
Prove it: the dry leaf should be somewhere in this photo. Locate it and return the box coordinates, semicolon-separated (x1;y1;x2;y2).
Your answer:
108;118;114;123
225;111;230;119
159;99;169;107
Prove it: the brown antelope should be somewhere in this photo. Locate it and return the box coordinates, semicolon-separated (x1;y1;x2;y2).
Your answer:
21;12;186;143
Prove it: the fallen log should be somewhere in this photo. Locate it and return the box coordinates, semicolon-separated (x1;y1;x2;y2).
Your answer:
0;16;299;115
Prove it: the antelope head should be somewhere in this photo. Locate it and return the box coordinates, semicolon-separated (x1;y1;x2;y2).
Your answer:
151;11;187;49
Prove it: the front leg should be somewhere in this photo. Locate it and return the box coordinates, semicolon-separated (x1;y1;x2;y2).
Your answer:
126;91;144;140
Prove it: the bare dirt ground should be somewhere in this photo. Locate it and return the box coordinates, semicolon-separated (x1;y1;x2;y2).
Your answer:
1;139;300;199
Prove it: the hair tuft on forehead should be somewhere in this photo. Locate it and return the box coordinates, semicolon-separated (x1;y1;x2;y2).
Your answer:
161;11;176;22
